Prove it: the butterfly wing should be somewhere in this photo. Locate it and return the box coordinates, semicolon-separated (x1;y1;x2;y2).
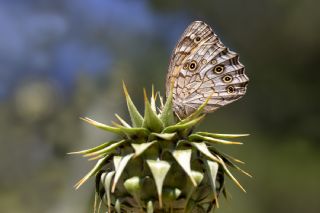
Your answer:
166;21;249;118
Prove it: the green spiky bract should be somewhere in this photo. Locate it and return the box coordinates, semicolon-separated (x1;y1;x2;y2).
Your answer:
70;84;250;213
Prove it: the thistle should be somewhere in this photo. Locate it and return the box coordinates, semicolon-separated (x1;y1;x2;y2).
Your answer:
70;83;250;213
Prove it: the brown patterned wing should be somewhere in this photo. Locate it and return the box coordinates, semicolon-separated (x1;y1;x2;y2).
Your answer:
166;21;249;119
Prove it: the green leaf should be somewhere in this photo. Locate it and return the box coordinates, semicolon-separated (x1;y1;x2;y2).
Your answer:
216;155;246;193
83;140;127;157
149;132;176;141
93;191;98;213
184;170;204;211
95;170;105;195
113;156;122;171
150;85;157;113
217;172;225;199
124;176;143;208
101;171;115;210
209;147;251;177
115;199;121;213
80;117;123;135
188;134;242;145
159;88;175;127
196;132;249;139
113;123;150;138
172;149;197;186
146;159;171;208
163;187;182;201
131;141;157;157
120;127;150;138
74;155;110;189
208;146;245;164
124;176;142;195
189;142;221;164
204;160;219;207
190;170;204;185
88;153;108;161
123;82;144;127
68;141;112;155
143;89;164;132
158;93;165;108
97;199;102;213
115;114;131;128
225;160;252;178
147;200;154;213
163;114;205;133
179;94;211;124
112;153;134;192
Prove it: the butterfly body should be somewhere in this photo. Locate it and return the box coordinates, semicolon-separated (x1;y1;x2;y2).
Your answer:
166;21;249;119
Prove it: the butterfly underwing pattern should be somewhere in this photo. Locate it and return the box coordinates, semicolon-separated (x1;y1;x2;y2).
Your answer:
166;21;249;119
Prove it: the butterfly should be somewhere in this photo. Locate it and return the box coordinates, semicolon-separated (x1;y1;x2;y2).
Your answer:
166;21;249;119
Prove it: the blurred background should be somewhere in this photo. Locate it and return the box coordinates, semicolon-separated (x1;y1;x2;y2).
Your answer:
0;0;319;212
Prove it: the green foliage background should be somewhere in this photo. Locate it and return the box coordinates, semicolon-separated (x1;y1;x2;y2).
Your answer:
0;0;319;212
